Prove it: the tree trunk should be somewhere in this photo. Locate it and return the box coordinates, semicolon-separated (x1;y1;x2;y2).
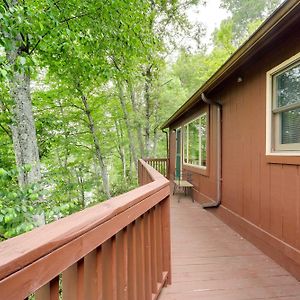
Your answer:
153;126;158;157
75;167;85;209
152;98;160;157
57;99;70;169
117;82;138;172
144;67;152;158
127;81;144;157
92;155;103;198
114;120;127;181
7;53;41;186
81;94;111;198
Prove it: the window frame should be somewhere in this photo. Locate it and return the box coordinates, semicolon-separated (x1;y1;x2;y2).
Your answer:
183;112;208;170
266;52;300;156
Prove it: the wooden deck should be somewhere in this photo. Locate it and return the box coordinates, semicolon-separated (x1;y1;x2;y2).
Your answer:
159;194;300;300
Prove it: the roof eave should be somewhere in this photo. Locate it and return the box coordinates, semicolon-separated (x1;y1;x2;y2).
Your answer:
161;0;300;129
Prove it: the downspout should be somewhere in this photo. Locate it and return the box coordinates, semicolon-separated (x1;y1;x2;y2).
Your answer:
162;128;170;178
201;93;222;208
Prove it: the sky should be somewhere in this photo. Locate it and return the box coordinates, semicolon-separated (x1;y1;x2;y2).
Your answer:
187;0;230;47
189;0;229;36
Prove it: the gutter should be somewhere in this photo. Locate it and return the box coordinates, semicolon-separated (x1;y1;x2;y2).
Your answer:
201;93;222;208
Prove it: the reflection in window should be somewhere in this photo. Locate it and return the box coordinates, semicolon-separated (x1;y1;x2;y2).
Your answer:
188;121;200;165
281;109;300;144
273;60;300;149
276;63;300;107
183;113;207;168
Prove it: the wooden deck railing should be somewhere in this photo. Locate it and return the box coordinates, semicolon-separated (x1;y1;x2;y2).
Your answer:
0;159;171;300
143;158;169;178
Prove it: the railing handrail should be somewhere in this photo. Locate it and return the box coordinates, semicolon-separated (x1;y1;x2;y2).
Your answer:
143;158;168;161
139;159;168;182
0;159;170;299
141;158;169;179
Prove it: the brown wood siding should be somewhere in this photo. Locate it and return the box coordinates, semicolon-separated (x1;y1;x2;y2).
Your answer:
219;35;300;249
168;21;300;278
213;25;300;278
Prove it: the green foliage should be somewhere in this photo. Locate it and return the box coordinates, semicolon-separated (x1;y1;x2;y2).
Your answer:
0;0;280;241
0;0;202;239
220;0;283;46
0;166;81;240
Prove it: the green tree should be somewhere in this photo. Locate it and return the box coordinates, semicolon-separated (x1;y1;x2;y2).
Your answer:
220;0;283;46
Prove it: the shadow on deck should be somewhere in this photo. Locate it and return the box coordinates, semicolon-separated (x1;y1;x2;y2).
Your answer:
160;193;300;300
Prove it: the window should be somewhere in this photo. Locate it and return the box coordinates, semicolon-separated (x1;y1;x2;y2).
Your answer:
183;113;207;168
267;53;300;153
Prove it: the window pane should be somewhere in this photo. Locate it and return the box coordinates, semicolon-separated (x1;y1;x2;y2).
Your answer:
281;108;300;144
188;120;199;165
200;114;207;166
275;63;300;107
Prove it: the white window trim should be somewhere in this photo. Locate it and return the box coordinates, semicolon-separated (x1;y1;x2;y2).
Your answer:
266;51;300;156
175;126;182;173
183;113;207;169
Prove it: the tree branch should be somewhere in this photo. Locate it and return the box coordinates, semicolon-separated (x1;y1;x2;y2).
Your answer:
110;56;121;72
0;123;12;139
29;10;94;55
2;0;9;9
69;103;85;111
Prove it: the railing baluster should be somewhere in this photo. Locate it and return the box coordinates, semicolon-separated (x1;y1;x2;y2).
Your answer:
77;258;84;300
161;197;172;284
117;228;128;300
156;204;163;284
144;211;152;299
50;276;59;300
102;237;117;300
35;276;59;300
128;223;137;300
96;246;103;300
84;250;98;299
62;263;77;300
136;217;146;299
35;283;50;300
150;207;158;294
112;237;117;300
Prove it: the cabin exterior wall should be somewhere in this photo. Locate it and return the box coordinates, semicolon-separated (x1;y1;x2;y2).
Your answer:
168;23;300;279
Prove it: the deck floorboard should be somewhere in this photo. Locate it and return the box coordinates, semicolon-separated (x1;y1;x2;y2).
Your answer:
159;194;300;300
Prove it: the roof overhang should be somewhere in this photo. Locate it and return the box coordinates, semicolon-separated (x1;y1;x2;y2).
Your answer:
161;0;300;129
